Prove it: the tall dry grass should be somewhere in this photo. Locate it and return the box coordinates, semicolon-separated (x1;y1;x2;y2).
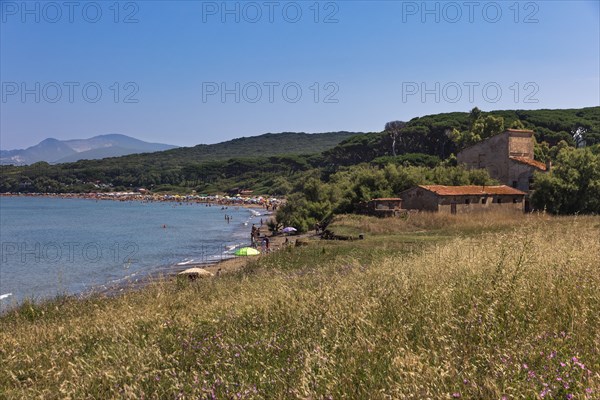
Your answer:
329;209;550;236
0;216;598;399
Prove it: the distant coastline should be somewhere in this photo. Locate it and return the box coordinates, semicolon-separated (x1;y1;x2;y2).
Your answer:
0;192;282;209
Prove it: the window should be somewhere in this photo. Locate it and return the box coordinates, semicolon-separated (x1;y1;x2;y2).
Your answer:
481;198;487;204
465;199;471;205
512;180;518;188
497;198;502;204
513;198;519;204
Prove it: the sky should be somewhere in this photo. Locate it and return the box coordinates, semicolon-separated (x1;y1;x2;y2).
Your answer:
1;0;599;149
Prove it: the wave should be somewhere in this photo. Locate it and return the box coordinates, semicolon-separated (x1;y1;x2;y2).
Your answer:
0;293;13;300
176;259;197;266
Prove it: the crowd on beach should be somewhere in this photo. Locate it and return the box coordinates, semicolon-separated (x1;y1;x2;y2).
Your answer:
1;192;282;208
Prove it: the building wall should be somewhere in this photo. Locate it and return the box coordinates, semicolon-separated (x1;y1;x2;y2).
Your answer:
437;195;524;213
371;200;402;210
401;187;525;213
457;130;542;191
507;159;538;192
457;132;510;184
400;187;439;211
508;132;534;157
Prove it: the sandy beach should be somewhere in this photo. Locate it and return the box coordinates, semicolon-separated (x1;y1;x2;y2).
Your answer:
173;218;312;277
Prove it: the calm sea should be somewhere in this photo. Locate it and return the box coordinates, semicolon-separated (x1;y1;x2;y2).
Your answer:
0;196;260;308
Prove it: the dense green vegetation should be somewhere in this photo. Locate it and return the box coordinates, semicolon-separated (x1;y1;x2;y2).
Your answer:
326;106;599;165
276;164;495;232
2;107;599;223
531;146;600;214
2;214;598;398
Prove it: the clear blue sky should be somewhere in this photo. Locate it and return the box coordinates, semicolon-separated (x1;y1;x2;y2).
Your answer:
1;0;599;149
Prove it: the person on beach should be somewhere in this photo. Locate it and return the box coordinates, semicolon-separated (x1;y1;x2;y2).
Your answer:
261;237;267;253
251;224;258;247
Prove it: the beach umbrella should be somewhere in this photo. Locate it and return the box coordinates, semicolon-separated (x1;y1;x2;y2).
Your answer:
282;227;297;233
178;268;214;278
234;247;260;256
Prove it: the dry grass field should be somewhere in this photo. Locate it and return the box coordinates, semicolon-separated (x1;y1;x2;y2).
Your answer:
1;211;599;399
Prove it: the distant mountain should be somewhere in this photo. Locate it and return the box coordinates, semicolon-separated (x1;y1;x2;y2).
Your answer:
0;134;178;165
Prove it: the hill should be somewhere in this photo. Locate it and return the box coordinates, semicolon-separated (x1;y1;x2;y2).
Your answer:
0;131;364;193
1;107;598;195
0;134;178;165
93;131;363;165
324;107;600;166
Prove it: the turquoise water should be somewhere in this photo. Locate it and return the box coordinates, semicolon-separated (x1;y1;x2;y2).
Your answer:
0;197;260;308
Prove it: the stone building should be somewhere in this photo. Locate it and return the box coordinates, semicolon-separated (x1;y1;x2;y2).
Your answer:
400;185;526;214
358;198;404;217
457;129;548;192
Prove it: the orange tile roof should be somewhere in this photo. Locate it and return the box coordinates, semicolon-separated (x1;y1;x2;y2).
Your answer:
419;185;526;196
509;156;547;171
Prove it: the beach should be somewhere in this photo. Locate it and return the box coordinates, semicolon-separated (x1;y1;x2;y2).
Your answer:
174;219;311;276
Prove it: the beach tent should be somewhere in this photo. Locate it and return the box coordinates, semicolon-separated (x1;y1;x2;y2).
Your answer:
178;268;214;278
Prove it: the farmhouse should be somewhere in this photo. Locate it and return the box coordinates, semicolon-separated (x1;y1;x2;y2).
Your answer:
400;185;526;214
457;129;548;192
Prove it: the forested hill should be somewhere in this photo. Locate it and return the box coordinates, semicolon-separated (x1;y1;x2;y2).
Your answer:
1;107;598;195
92;131;361;166
324;107;600;165
0;131;367;193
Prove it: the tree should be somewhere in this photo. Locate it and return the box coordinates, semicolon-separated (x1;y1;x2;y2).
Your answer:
472;115;504;139
510;119;526;129
572;126;587;148
450;127;480;149
531;147;600;214
384;121;406;157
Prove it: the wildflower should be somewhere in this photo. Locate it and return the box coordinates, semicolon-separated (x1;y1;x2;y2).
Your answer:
452;393;461;398
523;363;529;370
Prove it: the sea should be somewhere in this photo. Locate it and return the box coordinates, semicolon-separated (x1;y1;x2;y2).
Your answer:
0;196;262;309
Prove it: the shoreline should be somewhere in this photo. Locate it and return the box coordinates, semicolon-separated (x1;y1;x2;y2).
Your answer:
0;201;307;311
0;192;283;209
53;218;308;305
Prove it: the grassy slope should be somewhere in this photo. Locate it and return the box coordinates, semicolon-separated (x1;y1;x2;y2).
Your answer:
1;213;599;399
